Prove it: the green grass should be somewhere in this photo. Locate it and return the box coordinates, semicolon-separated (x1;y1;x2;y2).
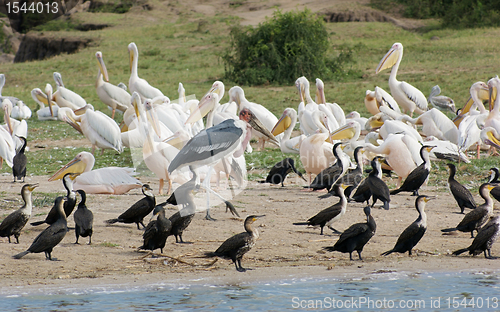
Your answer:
0;5;499;188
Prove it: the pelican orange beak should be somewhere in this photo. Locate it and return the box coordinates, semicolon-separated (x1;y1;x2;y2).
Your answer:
73;104;90;116
131;92;141;119
272;111;292;136
368;114;385;129
128;44;134;73
489;84;497;112
96;51;109;82
375;43;401;74
329;122;356;141
185;92;218;125
208;82;223;99
49;157;87;181
144;99;162;138
485;129;500;150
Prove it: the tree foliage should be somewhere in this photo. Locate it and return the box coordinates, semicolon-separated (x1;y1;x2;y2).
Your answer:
221;9;358;85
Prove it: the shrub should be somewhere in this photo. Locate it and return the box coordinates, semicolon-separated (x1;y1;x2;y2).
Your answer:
221;9;358;85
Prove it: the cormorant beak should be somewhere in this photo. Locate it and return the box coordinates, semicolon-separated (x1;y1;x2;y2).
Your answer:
27;183;39;192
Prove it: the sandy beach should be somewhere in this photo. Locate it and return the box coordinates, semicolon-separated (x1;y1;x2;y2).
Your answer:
1;169;498;293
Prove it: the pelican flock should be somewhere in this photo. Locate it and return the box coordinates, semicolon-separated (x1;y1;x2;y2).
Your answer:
2;37;500;276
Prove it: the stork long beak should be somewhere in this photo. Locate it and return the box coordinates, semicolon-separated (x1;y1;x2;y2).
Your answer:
245;111;279;146
96;52;109;82
375;45;399;74
271;112;291;136
185;92;217;125
27;183;39;192
48;157;86;182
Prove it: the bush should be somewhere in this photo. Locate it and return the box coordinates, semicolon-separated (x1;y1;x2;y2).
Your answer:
221;9;358;85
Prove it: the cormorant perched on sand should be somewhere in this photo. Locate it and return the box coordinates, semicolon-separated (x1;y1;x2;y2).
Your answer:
367;156;390;210
13;197;68;260
205;215;265;272
261;158;306;187
105;184;155;229
446;163;476;214
12;136;27;182
323;205;376;260
390;146;434;196
73;190;93;244
293;184;348;234
453;215;500;259
0;183;38;243
487;168;500;202
442;183;495;238
319;146;364;199
382;195;432;256
140;203;172;253
307;143;349;191
163;178;197;244
31;173;78;226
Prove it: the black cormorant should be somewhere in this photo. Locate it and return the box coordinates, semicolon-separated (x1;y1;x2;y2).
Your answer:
164;178;197;243
0;183;38;243
105;184;156;229
307;143;349;191
442;183;495;238
261;158;306;187
390;146;434;196
31;173;78;226
294;184;348;234
382;195;432;256
13;196;68;260
12;136;27;182
453;215;500;259
323;205;376;260
367;156;390;210
73;190;93;244
140;203;172;253
487;167;500;202
446;163;476;214
205;215;265;272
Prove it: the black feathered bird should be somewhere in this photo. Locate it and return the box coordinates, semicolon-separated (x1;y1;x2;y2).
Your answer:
487;167;500;202
307;143;349;191
382;196;432;256
390;146;434;196
367;156;390;210
453;215;500;259
446;163;476;214
140;203;172;253
13;197;68;260
442;183;495;238
205;215;265;272
323;205;376;260
12;136;27;182
105;184;155;229
73;190;93;244
0;183;38;243
261;158;306;187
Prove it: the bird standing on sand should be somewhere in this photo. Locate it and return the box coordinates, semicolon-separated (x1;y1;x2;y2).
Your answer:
0;183;38;243
205;215;265;272
446;163;476;214
453;215;500;259
262;158;306;187
367;156;390;210
13;197;68;260
73;190;93;244
323;205;376;260
140;204;172;253
105;184;156;229
390;146;434;196
12;136;27;182
382;195;432;256
442;183;495;238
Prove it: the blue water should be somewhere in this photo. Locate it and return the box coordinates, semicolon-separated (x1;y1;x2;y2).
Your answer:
2;270;500;311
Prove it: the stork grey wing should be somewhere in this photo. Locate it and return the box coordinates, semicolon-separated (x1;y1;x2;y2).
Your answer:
168;119;243;173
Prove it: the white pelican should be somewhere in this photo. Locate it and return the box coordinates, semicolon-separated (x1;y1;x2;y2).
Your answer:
59;104;123;155
0;126;15;169
329;120;363;157
228;86;281;149
379;119;423;143
376;42;428;116
364;86;401;115
453;81;489;127
481;127;500;152
299;133;335;183
2;99;27;150
128;42;164;101
485;76;500;132
0;74;20;105
168;111;275;220
364;133;417;186
345;111;367;130
272;107;304;154
53;72;87;110
32;84;59;121
424;136;470;163
95;51;131;119
315;78;345;127
48;151;142;194
399;108;459;144
11;101;31;120
428;85;456;113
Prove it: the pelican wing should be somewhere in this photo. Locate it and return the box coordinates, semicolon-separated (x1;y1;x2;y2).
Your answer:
400;81;428;111
84;110;123;152
76;167;140;187
58;87;87;109
100;83;132;110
